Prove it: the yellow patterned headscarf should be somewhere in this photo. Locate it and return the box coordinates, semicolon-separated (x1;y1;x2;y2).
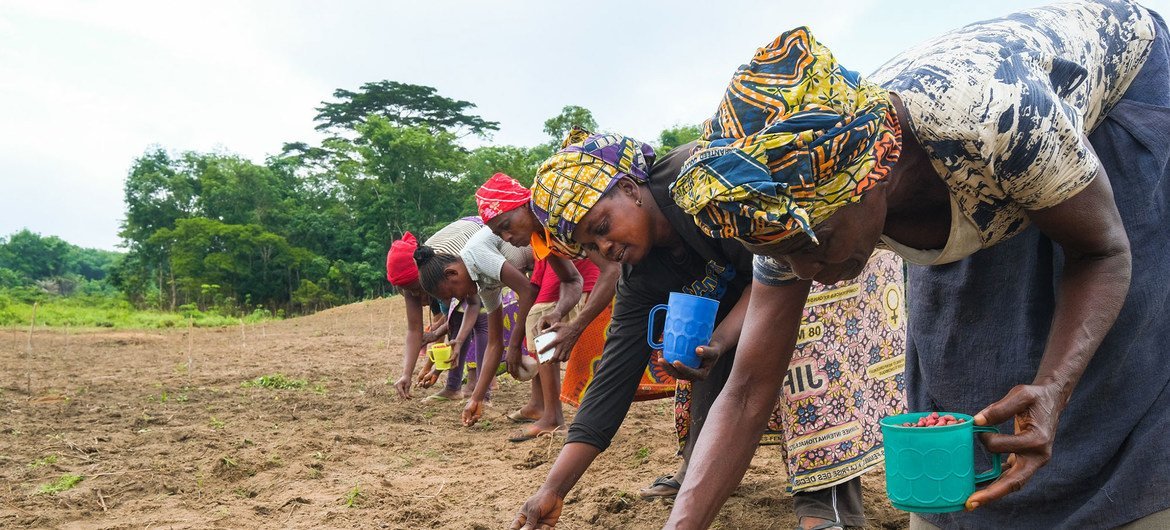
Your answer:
531;126;656;257
671;27;901;245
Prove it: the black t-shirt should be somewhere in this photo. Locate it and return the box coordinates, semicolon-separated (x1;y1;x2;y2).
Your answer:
567;142;754;450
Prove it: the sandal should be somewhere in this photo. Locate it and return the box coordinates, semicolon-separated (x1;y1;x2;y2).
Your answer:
638;474;681;499
507;410;537;423
507;425;563;443
794;520;844;530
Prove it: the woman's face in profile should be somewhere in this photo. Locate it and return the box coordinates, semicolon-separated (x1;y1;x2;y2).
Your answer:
757;195;886;284
486;207;539;249
436;262;478;301
572;180;656;265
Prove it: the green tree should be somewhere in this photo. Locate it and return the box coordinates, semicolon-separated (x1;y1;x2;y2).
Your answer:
658;123;702;153
314;80;499;137
0;229;72;280
543;105;598;142
120;148;198;248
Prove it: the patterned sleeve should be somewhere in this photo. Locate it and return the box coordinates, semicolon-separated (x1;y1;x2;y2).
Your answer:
753;255;799;286
991;56;1101;210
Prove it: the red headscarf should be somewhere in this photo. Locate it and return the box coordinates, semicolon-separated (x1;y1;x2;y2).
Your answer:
475;173;531;223
386;232;419;286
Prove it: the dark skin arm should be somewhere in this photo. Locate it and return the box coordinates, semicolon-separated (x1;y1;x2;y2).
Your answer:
421;313;448;344
393;292;426;399
536;255;584;334
967;161;1131;510
664;280;810;529
656;284;752;381
513;285;758;530
499;262;539;378
463;262;536;426
462;307;503;427
541;254;620;361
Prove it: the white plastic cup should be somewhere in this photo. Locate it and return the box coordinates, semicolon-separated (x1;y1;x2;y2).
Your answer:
515;355;539;381
534;332;558;363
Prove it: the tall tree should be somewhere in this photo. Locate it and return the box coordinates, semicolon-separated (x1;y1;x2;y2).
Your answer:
314;80;499;137
543;105;598;142
120;148;198;248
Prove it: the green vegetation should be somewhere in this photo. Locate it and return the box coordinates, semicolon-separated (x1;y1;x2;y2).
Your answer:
241;374;308;390
5;79;699;324
342;485;363;508
28;455;57;468
634;446;651;464
37;474;83;494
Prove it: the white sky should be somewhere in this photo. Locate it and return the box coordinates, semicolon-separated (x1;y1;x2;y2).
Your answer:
2;0;1167;251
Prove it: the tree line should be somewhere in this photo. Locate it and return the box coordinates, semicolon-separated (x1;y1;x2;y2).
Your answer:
7;81;700;316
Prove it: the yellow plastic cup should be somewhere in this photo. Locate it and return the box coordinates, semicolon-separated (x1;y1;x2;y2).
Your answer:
427;343;454;370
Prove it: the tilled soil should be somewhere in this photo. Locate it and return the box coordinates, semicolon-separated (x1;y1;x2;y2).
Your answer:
0;297;908;529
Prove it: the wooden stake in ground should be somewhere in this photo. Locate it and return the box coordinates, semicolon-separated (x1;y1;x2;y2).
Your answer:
26;302;37;398
187;317;194;375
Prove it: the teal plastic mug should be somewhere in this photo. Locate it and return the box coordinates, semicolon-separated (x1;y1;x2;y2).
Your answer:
880;412;1002;513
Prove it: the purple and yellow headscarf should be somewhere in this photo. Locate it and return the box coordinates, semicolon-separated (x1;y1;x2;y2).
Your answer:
671;27;902;246
531;126;656;257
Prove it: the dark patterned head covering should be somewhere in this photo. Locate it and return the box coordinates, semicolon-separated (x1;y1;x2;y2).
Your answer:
671;27;901;245
531;126;655;257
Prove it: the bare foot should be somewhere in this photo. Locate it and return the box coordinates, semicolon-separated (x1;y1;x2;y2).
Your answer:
507;422;563;442
434;387;460;400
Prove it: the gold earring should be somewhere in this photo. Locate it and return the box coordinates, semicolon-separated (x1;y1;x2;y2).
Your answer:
636;199;643;207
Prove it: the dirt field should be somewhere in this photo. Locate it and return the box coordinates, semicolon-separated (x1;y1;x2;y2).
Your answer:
0;297;909;529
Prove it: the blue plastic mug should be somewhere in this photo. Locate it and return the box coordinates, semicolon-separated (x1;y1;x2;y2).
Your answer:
647;292;719;369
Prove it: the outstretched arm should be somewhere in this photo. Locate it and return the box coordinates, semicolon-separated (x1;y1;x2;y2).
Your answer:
665;279;811;529
967;159;1131;509
393;293;426;399
537;256;584;333
500;262;539;376
543;254;620;361
462;308;504;427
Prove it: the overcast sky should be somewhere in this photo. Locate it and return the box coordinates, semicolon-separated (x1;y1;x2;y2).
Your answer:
2;0;1167;251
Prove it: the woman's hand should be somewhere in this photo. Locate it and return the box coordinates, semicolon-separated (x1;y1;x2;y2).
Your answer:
416;368;440;388
505;343;523;379
421;330;441;345
541;321;584;363
462;398;485;427
536;310;563;334
965;382;1064;510
511;488;565;530
655;343;725;382
393;374;413;399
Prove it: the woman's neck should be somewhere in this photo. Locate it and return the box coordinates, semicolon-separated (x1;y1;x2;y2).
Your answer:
881;92;952;250
643;185;683;250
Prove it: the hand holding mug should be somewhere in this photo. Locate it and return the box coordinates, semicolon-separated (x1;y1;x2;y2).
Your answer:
964;382;1063;510
656;342;724;381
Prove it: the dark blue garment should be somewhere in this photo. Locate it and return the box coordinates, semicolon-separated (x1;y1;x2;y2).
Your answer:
905;10;1170;530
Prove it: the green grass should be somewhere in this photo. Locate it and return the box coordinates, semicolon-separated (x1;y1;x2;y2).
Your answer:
28;455;57;468
633;446;651;464
342;485;363;507
0;291;279;329
37;474;83;494
241;374;307;390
